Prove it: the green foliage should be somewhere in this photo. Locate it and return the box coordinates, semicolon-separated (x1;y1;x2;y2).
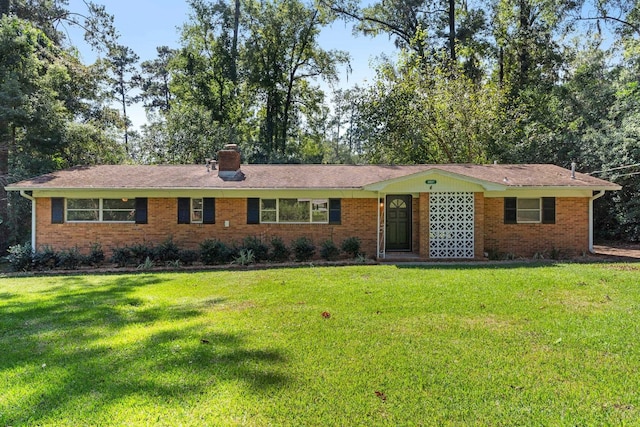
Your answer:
154;237;181;262
319;239;340;261
56;247;84;270
87;243;105;266
199;239;232;265
6;243;32;272
241;236;269;262
111;246;134;268
291;237;316;262
341;237;362;258
233;249;255;266
178;249;199;266
269;237;290;262
32;246;58;271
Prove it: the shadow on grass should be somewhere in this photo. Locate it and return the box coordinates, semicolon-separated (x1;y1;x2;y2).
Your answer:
0;274;288;425
394;261;563;270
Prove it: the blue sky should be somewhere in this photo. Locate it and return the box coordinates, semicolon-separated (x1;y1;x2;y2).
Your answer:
64;0;397;128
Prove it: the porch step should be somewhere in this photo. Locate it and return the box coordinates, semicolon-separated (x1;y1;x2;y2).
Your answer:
377;252;425;263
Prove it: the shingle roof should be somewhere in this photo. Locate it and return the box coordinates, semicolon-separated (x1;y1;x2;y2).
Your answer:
6;163;620;191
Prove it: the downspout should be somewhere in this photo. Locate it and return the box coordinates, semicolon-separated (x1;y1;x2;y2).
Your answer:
376;191;381;259
589;190;605;254
19;190;36;251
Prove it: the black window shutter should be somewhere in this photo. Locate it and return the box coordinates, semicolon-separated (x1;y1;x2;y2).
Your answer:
51;198;64;224
542;197;556;224
135;198;148;224
203;198;215;224
329;199;341;224
177;198;190;224
504;197;517;224
247;198;260;224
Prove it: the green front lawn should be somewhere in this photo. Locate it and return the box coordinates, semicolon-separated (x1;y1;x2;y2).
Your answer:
1;264;639;425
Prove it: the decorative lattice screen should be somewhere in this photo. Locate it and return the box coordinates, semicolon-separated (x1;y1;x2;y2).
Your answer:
429;192;475;258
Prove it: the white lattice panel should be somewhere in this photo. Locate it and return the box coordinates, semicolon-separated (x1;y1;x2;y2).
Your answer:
429;192;475;258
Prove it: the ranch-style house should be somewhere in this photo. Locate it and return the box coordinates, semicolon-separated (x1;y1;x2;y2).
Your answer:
6;145;621;261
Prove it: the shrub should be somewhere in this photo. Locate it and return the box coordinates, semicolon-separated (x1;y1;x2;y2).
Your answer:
111;246;133;267
129;243;154;264
341;237;362;258
6;243;33;272
86;242;105;266
57;247;84;270
292;237;315;262
233;249;255;266
154;237;181;262
32;245;58;270
178;249;199;266
200;239;232;265
137;256;155;270
242;236;269;262
269;237;290;262
320;240;340;261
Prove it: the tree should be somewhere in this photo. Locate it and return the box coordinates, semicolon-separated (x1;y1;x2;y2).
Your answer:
137;46;176;113
243;0;348;161
104;43;139;155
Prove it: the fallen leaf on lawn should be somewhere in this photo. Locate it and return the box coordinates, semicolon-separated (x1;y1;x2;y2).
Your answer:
375;391;387;401
321;311;331;319
200;339;210;344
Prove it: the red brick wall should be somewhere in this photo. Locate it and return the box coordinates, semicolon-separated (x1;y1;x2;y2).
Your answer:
35;197;379;258
484;197;589;257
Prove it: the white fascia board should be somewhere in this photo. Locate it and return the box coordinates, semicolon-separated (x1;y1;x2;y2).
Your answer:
363;168;506;192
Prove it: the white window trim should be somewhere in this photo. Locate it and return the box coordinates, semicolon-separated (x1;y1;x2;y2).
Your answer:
516;198;541;224
66;198;136;223
260;198;329;224
191;198;203;224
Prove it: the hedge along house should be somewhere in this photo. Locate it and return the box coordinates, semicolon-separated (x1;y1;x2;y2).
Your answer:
6;145;621;261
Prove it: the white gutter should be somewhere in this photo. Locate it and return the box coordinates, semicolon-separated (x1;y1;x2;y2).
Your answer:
589;190;606;253
19;190;36;251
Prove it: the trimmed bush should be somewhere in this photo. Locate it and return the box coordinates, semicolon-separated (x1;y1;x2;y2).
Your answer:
200;239;232;265
341;237;362;258
86;243;105;266
154;237;181;262
57;247;84;270
6;243;33;272
292;237;315;262
270;237;290;262
111;246;134;267
129;243;154;264
32;246;58;270
178;249;199;266
242;236;269;262
320;240;340;261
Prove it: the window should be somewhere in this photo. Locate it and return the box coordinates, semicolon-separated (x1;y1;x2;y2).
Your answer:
191;198;203;223
504;197;555;224
259;198;329;223
517;198;540;223
66;198;135;222
178;197;215;224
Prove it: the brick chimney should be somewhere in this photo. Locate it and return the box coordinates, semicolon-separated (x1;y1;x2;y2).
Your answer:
217;144;245;181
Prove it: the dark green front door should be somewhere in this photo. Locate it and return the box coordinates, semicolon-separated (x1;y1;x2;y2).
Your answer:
386;195;412;251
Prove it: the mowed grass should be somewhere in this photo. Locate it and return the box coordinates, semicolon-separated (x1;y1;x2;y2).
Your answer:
1;263;639;426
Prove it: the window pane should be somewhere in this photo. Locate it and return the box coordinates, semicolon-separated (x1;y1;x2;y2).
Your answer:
261;211;276;222
279;199;309;222
103;199;135;209
192;198;203;210
518;210;540;222
67;210;99;221
103;210;135;221
517;198;539;209
311;199;328;223
68;199;99;210
261;199;276;210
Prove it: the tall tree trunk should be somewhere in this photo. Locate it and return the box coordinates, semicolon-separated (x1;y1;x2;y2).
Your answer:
231;0;240;85
517;0;531;88
448;0;456;62
0;121;11;251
